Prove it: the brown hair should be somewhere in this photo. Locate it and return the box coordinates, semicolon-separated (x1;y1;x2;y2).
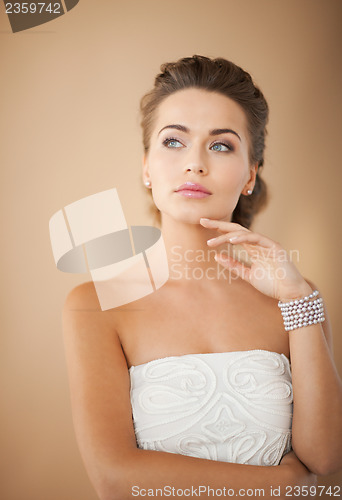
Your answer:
140;55;269;229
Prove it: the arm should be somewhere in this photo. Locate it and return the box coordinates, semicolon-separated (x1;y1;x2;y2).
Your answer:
284;278;342;476
199;217;342;477
62;282;316;500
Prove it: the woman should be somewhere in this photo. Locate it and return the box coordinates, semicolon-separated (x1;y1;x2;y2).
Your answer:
63;55;342;500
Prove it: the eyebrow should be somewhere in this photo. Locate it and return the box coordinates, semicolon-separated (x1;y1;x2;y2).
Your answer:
158;124;241;142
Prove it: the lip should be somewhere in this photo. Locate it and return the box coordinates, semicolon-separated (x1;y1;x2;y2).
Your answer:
175;182;212;195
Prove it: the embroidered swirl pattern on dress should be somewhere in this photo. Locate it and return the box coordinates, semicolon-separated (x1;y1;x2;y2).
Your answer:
129;350;293;466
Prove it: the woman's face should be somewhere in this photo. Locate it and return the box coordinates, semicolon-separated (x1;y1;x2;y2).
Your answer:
143;88;258;225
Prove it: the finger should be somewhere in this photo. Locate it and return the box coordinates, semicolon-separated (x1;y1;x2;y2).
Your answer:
224;231;277;249
207;230;250;247
200;218;245;232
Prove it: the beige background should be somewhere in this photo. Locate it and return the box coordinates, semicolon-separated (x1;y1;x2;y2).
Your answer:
1;0;341;498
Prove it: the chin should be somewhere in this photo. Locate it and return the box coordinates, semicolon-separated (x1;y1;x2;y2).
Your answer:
167;211;200;225
158;197;233;224
162;208;221;225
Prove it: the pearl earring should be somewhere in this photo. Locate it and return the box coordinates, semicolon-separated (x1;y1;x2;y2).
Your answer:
145;180;151;187
247;189;253;195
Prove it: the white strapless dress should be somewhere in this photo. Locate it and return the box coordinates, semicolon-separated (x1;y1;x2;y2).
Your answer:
129;349;292;466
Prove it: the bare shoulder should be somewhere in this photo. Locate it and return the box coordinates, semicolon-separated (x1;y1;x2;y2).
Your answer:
64;280;122;326
304;277;334;354
62;280;123;348
63;280;100;312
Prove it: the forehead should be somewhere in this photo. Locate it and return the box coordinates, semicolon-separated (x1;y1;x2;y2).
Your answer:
154;88;248;135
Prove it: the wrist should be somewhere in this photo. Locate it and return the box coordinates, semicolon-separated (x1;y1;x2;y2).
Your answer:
278;288;324;332
278;282;314;303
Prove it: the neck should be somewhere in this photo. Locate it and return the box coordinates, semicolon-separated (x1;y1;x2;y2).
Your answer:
159;213;234;286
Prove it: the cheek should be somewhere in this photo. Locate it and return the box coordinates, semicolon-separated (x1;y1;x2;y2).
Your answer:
147;154;173;205
216;164;246;193
149;152;179;182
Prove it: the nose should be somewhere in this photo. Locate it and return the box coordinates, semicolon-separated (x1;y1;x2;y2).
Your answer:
183;146;208;175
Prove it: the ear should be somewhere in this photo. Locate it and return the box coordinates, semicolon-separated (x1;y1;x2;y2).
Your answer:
247;162;259;189
142;153;150;184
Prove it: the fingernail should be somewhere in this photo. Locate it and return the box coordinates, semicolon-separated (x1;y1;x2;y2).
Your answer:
229;236;238;242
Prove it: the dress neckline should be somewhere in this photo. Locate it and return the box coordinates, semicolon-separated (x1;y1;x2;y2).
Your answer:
128;348;290;372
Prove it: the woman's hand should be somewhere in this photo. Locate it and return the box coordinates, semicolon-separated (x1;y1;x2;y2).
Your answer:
200;218;312;301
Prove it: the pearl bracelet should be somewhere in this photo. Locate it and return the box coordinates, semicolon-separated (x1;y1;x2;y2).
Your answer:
278;289;325;332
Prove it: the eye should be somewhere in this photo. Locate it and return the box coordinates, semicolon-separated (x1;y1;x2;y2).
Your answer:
211;142;233;152
162;137;183;148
